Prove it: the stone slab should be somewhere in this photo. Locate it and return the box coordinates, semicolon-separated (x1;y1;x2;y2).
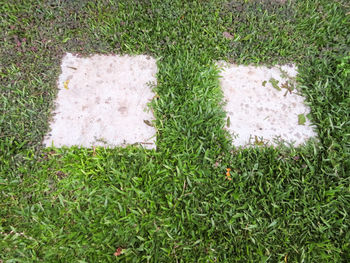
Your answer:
218;62;317;147
43;53;157;149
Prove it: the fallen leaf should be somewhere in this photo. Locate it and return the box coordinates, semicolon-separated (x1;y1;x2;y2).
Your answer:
225;168;232;180
223;31;234;39
114;247;123;257
64;80;70;90
298;114;306;125
56;171;67;179
269;78;281;91
262;80;267;86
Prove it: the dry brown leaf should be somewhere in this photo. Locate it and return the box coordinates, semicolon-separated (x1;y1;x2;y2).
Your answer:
114;247;123;257
223;31;234;39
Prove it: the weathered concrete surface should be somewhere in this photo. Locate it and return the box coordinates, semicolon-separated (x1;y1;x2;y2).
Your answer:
218;62;317;147
44;53;157;149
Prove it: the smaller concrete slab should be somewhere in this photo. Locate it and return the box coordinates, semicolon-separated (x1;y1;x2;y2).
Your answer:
44;53;157;149
218;62;317;147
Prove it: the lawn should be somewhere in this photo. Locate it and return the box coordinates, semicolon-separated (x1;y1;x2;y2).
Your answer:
0;0;349;262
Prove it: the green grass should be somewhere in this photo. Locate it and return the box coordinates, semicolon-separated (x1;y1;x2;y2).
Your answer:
1;0;349;262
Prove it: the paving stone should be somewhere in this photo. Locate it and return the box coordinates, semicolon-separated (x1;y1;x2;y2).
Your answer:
43;53;157;149
218;61;317;147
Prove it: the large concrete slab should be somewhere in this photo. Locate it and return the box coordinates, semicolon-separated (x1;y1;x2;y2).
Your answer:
218;62;317;147
43;53;157;149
